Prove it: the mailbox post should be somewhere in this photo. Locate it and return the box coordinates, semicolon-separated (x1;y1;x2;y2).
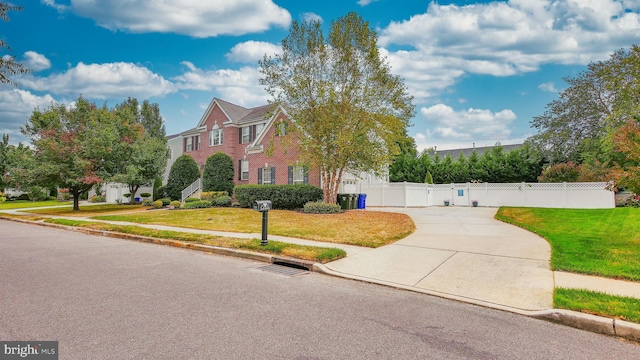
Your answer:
253;200;272;246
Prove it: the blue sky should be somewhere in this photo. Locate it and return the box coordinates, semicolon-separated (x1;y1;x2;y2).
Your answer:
2;0;640;150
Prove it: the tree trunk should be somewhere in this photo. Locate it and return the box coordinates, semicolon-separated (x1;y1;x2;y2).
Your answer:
129;185;140;203
72;190;81;211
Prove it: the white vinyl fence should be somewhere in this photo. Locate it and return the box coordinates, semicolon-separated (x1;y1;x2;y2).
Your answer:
361;182;615;209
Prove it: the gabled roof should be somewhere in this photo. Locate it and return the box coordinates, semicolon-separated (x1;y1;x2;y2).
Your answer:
429;143;523;159
197;98;278;127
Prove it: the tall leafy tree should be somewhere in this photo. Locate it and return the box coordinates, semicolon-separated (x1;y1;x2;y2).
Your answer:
22;97;139;210
527;45;640;164
111;98;168;199
0;3;29;85
202;152;235;195
165;155;200;201
0;134;8;189
260;12;414;203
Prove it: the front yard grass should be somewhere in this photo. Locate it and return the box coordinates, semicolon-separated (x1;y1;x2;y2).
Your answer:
24;203;148;217
0;200;72;210
44;218;346;263
90;208;415;248
555;288;640;324
495;207;640;281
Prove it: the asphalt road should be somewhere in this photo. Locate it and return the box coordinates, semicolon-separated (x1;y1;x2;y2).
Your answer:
1;219;639;359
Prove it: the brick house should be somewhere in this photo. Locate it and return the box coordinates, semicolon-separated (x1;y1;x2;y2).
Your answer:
175;98;321;188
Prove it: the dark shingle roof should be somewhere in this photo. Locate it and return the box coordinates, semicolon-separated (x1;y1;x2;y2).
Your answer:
429;143;523;159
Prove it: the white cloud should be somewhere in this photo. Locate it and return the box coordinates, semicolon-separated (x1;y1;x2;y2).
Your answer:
358;0;378;6
414;104;517;151
173;62;268;107
18;62;175;99
226;41;281;63
22;51;51;72
378;0;640;101
0;89;57;144
44;0;291;37
538;82;558;92
301;12;323;23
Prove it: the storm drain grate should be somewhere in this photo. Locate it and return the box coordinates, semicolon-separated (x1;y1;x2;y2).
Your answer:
258;264;309;277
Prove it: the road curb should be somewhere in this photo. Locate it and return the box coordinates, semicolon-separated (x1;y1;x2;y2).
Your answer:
312;263;640;343
3;215;639;343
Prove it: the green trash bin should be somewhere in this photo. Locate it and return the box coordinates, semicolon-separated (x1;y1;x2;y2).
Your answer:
337;194;350;210
349;194;357;210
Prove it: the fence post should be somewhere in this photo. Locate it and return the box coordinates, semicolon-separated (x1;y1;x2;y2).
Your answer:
404;182;408;208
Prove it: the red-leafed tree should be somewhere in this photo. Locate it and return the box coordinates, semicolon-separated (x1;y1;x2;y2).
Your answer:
609;117;640;194
22;97;141;210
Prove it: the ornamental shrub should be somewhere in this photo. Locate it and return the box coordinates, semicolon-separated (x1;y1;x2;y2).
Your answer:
170;200;181;209
184;197;200;203
153;177;164;200
183;200;211;209
303;201;342;214
140;192;152;199
234;184;323;209
152;200;163;209
142;199;154;206
538;162;581;183
165;155;200;200
89;195;106;203
28;186;49;201
212;195;232;207
202;152;235;195
201;191;228;202
159;197;171;206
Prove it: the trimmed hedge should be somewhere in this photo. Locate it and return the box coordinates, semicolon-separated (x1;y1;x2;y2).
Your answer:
234;184;323;209
183;200;211;209
159;198;171;206
303;201;342;214
170;200;181;208
184;197;200;203
212;195;232;207
153;200;163;209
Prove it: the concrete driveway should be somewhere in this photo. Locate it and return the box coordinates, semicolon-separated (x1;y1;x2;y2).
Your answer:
324;206;554;312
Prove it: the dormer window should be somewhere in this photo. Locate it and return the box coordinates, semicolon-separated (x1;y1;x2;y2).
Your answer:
209;124;223;146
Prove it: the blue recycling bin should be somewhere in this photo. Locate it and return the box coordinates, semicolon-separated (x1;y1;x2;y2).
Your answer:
357;194;367;209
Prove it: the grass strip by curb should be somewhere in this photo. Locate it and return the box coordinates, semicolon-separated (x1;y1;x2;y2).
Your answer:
555;288;640;324
44;218;346;263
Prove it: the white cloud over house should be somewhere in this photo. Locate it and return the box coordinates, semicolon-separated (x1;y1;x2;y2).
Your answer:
43;0;292;37
173;61;268;107
414;104;517;151
226;41;281;63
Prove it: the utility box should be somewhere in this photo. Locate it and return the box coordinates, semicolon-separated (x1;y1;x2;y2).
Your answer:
254;200;272;212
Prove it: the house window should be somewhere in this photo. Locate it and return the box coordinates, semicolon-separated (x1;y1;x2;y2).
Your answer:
288;165;308;184
209;126;223;146
259;167;276;184
256;123;265;136
275;121;288;136
195;135;200;150
262;167;272;184
240;159;249;180
241;126;251;144
186;137;193;151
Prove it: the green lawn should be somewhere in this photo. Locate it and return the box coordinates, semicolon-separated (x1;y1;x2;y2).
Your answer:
44;218;346;263
495;207;640;281
0;200;72;210
555;288;640;323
